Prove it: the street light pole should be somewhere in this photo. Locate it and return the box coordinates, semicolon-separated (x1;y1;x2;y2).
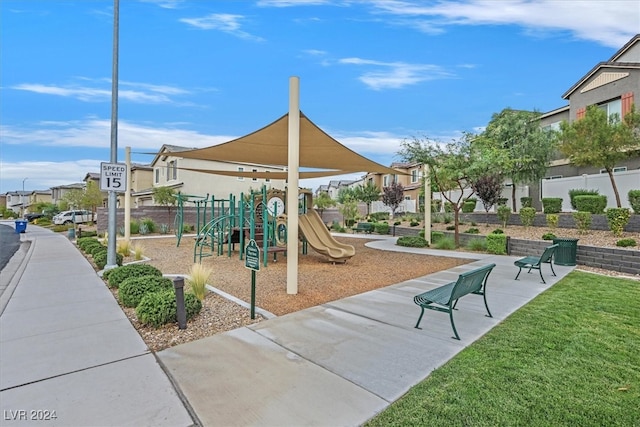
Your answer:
22;177;28;217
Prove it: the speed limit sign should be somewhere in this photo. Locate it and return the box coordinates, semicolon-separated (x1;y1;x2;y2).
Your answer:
100;162;128;192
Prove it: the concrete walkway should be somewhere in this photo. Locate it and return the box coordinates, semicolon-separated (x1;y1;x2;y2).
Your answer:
0;223;575;426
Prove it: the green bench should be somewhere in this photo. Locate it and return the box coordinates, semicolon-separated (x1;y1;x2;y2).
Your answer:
514;244;558;284
353;222;374;234
414;263;496;340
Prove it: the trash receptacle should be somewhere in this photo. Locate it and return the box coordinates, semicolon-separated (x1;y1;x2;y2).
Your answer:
552;238;579;266
15;220;27;234
68;228;76;239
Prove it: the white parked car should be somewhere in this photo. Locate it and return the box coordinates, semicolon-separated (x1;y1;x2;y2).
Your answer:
53;210;94;225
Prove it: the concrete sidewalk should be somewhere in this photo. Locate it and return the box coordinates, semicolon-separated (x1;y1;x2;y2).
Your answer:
0;222;195;426
0;224;574;426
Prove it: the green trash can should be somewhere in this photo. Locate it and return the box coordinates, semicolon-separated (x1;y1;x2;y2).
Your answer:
552;238;579;266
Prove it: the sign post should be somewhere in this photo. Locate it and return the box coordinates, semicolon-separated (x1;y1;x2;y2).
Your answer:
244;239;260;319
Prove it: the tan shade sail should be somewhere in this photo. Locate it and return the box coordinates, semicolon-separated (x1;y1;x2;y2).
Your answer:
178;167;351;180
174;112;402;176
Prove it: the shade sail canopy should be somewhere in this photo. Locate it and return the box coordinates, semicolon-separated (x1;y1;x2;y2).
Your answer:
174;112;401;176
178;167;351;180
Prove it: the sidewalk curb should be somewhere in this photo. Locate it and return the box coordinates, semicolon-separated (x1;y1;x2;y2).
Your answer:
0;238;33;317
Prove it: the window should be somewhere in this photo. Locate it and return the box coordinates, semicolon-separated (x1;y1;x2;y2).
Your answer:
542;121;561;132
600;167;627;174
237;167;244;181
252;169;258;182
545;175;563;180
411;170;419;183
598;98;622;122
265;171;270;183
166;160;177;181
154;168;159;184
383;175;389;187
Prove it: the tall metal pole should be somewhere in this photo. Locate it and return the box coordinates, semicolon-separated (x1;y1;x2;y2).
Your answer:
22;177;28;217
286;77;300;295
106;0;119;269
124;146;131;242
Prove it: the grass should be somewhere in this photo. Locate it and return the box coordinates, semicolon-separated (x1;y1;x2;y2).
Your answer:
365;271;640;427
186;262;212;301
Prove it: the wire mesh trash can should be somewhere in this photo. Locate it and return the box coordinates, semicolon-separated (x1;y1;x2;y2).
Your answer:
552;238;579;266
15;220;27;233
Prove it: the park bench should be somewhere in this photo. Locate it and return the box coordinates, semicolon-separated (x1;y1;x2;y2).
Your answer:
514;244;558;284
353;222;374;234
413;263;496;340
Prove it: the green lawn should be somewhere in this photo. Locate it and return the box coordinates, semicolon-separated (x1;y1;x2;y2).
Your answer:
365;271;640;427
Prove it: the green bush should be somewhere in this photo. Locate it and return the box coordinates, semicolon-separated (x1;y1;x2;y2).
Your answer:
130;220;140;235
444;202;454;213
442;213;453;224
546;214;559;229
140;217;156;233
486;233;507;255
93;251;123;270
431;231;444;243
89;244;107;257
106;263;163;288
77;230;97;238
542;233;557;240
628;190;640;214
497;198;508;206
409;220;420;227
462;200;476;213
396;236;429;248
572;211;592;234
520;197;533;208
446;225;456;231
78;238;102;253
606;208;631;237
466;238;487;252
574;195;607;214
616;238;637;247
464;227;480;234
369;212;389;221
542;198;563;214
393;221;401;226
431;200;442;213
569;189;599;210
434;237;456;250
139;223;150;235
418;229;425;238
497;205;511;228
119;275;173;308
136;289;202;328
519;207;536;227
431;213;442;224
159;223;170;234
374;222;390;234
491;229;504;234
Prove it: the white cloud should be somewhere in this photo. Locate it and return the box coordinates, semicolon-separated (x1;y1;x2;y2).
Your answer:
0;159;101;192
139;0;185;9
367;0;639;48
339;57;453;90
180;14;265;41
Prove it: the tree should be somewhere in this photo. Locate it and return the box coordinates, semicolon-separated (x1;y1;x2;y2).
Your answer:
353;182;381;215
473;175;504;226
480;108;557;212
336;187;356;204
82;181;104;216
559;105;640;207
399;133;491;247
62;188;84;210
382;181;404;219
313;192;336;219
336;187;358;226
153;186;177;212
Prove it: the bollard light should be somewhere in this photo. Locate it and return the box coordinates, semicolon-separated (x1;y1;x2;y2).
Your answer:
173;276;187;329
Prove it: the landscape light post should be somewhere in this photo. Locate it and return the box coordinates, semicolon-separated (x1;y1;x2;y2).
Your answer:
22;177;28;217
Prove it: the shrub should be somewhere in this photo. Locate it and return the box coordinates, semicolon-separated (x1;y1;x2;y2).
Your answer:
519;207;536;227
130;220;140;235
133;244;145;261
89;244;107;257
442;213;453;224
136;289;202;328
520;197;533;208
444;202;454;213
431;231;444;243
138;223;150;235
140;217;156;233
117;240;132;257
431;200;442;213
497;198;508;206
569;189;599;210
572;211;592;234
542;232;557;240
464;227;480;234
106;263;163;288
542;198;563;214
497;205;511;228
445;225;456;231
369;212;389;221
187;263;212;301
434;237;456;250
628;190;640;214
409;220;420;227
119;275;173;308
431;213;442;224
616;238;637;247
466;238;487;252
159;223;171;234
491;229;504;234
606;208;631;237
462;200;476;213
546;214;559;229
393;221;401;226
574;195;607;214
374;223;390;234
418;229;425;238
486;233;507;255
77;229;97;238
396;236;429;248
93;251;123;270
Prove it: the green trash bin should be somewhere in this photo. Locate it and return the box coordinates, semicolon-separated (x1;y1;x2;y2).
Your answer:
552;238;579;266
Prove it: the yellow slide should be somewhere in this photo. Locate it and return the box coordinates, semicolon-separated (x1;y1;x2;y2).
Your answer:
298;210;355;263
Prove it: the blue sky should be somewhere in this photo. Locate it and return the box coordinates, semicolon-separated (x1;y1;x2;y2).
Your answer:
1;0;639;194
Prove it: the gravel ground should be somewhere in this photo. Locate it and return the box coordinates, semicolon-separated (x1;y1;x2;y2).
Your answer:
92;224;638;352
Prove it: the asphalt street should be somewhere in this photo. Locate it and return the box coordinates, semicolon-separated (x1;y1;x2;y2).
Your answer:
0;224;21;272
